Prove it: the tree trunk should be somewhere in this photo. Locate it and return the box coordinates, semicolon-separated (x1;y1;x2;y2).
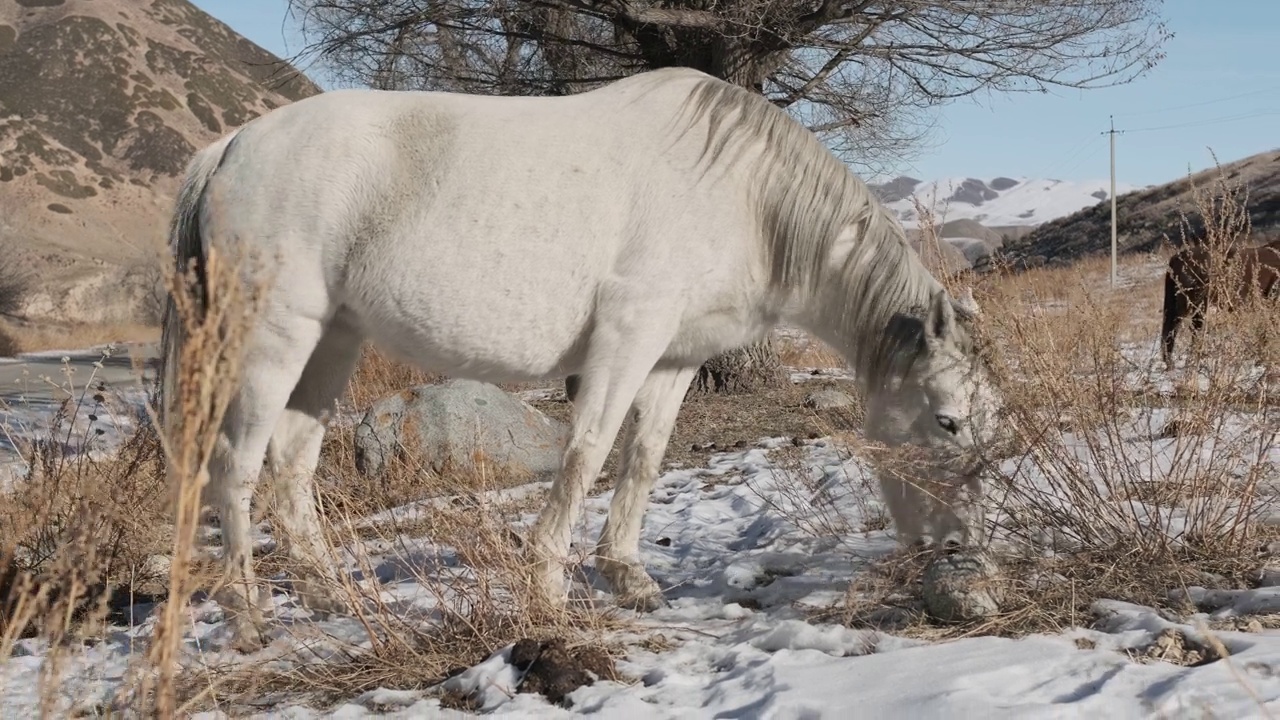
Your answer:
691;336;789;395
563;334;788;403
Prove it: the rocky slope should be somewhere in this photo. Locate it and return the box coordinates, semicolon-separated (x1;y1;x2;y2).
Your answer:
0;0;320;325
997;149;1280;268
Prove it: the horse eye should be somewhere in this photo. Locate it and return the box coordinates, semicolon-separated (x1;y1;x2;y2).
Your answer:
936;414;959;434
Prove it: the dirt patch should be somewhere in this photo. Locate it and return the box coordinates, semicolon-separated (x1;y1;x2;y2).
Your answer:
441;638;622;710
527;377;862;483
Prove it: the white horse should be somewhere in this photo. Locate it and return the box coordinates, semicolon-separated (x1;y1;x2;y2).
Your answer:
863;286;1000;549
159;66;1001;650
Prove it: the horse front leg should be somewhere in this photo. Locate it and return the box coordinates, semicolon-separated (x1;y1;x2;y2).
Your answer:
526;323;673;608
593;365;698;611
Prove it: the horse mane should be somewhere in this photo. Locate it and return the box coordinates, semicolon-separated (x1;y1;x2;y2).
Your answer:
660;70;952;393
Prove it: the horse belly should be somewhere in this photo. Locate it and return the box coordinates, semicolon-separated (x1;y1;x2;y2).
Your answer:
346;230;606;383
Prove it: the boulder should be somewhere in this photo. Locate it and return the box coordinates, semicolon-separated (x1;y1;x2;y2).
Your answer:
922;550;1005;623
803;389;857;411
353;379;569;481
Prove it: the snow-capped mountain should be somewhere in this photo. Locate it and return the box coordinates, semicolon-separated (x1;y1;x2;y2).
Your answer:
871;176;1147;229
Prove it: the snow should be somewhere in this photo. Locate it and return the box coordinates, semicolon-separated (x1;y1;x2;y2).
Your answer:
3;347;1280;718
881;176;1146;229
0;345;153;488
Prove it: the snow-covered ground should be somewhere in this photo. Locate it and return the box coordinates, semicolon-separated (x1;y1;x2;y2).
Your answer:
0;344;154;488
2;339;1280;718
879;176;1146;229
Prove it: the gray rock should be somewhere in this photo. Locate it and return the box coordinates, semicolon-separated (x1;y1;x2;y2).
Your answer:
353;379;569;481
803;389;857;411
922;550;1005;623
1254;561;1280;588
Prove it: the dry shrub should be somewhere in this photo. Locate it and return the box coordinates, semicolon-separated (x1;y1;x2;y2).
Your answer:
0;351;170;713
969;159;1280;629
0;425;170;716
0;327;16;359
0;348;172;707
0;254;31;357
775;332;846;370
0;254;29;318
115;239;270;717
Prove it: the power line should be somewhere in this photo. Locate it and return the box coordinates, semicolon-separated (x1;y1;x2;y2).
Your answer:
1123;109;1280;134
1056;135;1108;180
1038;133;1104;181
1113;85;1280;119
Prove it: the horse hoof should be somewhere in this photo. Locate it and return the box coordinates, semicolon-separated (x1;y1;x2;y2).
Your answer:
227;615;271;654
298;588;352;617
597;558;666;612
617;590;669;613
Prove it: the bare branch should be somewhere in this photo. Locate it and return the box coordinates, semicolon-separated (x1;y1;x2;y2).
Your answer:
286;0;1171;168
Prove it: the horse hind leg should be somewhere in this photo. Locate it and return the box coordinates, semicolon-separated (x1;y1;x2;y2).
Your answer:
263;312;364;616
593;365;698;611
1189;294;1208;340
205;310;328;651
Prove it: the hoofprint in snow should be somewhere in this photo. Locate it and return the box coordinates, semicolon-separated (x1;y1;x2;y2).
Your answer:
4;347;1280;718
878;176;1145;229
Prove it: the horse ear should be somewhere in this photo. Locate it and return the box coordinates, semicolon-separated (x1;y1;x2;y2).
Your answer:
926;288;955;340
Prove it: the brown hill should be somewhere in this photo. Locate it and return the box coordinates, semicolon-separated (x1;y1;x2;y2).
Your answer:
998;149;1280;268
0;0;320;325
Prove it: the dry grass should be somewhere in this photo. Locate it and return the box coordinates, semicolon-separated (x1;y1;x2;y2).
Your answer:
0;320;160;356
343;344;446;411
775;332;846;370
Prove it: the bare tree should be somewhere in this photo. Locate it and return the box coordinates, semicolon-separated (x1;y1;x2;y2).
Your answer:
289;0;1169;172
287;0;1169;395
0;253;29;318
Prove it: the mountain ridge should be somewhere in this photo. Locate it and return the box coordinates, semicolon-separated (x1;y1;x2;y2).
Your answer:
0;0;321;325
996;149;1280;267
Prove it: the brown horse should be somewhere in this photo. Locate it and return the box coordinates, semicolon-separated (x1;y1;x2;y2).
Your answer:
1160;236;1280;367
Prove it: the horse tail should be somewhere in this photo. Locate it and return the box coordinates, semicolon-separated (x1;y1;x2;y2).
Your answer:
159;127;244;433
1160;253;1184;365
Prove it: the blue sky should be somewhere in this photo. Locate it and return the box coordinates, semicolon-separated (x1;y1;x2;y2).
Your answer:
193;0;1279;187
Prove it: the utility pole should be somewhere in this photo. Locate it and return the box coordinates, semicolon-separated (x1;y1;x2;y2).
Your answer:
1102;116;1122;287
